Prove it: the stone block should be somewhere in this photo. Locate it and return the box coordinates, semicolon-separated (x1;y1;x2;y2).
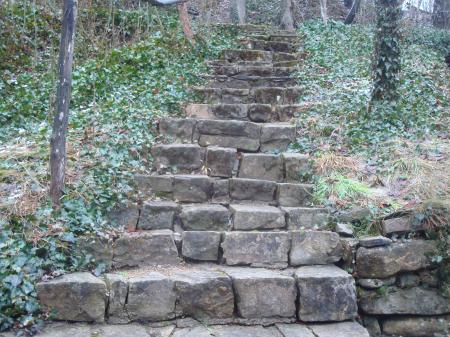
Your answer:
206;147;236;178
230;204;285;230
159;118;196;143
182;231;221;261
212;104;248;120
173;270;234;319
308;322;370;337
282;207;329;230
108;205;139;231
356;240;437;278
253;87;286;104
76;236;113;269
290;231;343;266
238;154;283;182
225;268;297;318
282;153;310;182
212;326;283;337
104;274;129;323
276;324;315;337
382;316;450;337
295;265;357;322
112;230;180;268
186;104;214;119
357;277;396;289
152;144;205;173
230;178;277;203
135;174;173;195
198;135;260;152
359;235;392;248
277;183;313;207
180;204;230;231
212;179;230;204
247;104;273;122
37;273;107;322
126;273;176;321
222;232;290;267
382;215;426;234
260;123;296;152
173;175;213;202
138;201;178;230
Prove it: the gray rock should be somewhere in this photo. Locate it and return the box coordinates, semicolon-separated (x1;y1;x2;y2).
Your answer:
199;135;260;152
382;215;426;234
276;324;315;337
282;153;310;183
337;207;371;222
282;207;329;230
359;235;392;248
173;175;213;202
260;123;296;152
172;326;213;337
206;147;236;178
340;237;359;271
238;154;283;182
290;231;343;266
362;316;381;337
212;326;283;337
173;270;234;319
139;201;178;230
135;174;173;195
356;240;437;278
104;274;129;323
148;326;176;337
225;268;297;318
222;232;290;268
112;230;181;268
152;144;205;173
335;223;354;237
295;265;357;322
182;231;221;261
212;104;249;120
36;273;107;322
277;183;313;207
382;316;450;337
230;204;285;230
180;204;230;231
76;236;113;269
108;205;139;231
94;324;150;337
159;118;196;143
396;273;420;288
212;179;230;204
230;178;277;203
359;286;450;315
308;322;370;337
248;103;273;122
126;273;176;321
22;323;91;337
419;269;439;287
357;277;396;289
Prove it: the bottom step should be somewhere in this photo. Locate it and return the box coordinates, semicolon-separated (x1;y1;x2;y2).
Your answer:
2;321;370;337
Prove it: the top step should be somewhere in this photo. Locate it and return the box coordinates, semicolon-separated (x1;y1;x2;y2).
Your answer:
221;49;298;64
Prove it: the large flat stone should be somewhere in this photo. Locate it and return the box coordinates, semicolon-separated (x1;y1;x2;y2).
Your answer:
126;273;176;321
277;183;313;207
290;231;343;266
222;232;290;267
206;147;236;178
260;123;296;152
295;265;357;322
138;201;178;230
180;204;230;231
212;179;230;203
152;144;205;173
276;324;315;337
37;273;107;322
172;326;213;337
225;268;297;318
182;231;221;261
94;324;152;337
382;316;450;337
382;215;426;234
356;240;437;278
173;270;234;319
230;178;277;203
173;175;213;202
198;134;260;151
282;207;329;230
230;204;285;230
112;230;180;268
238;154;283;182
159;118;196;143
359;287;450;315
135;174;173;194
308;322;370;337
212;326;283;337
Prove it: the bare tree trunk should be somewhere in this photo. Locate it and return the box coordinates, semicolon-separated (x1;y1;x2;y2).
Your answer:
236;0;246;24
320;0;328;25
177;2;195;42
280;0;296;30
345;0;362;24
50;0;77;209
433;0;450;29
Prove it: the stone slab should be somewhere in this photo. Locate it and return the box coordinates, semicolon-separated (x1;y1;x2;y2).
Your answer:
173;175;213;203
277;183;313;207
308;322;370;337
138;201;178;230
290;231;343;266
282;207;329;230
182;231;221;261
180;204;230;231
239;154;283;182
230;178;277;203
230;204;285;230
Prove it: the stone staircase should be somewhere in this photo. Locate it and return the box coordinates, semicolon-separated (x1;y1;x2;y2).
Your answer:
35;25;371;337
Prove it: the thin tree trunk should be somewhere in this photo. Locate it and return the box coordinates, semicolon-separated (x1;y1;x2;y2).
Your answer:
177;2;194;42
50;0;77;209
344;0;362;24
433;0;450;29
320;0;328;25
236;0;246;24
280;0;296;31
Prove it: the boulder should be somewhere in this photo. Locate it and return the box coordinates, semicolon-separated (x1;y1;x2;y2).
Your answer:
282;207;329;230
173;175;213;202
179;204;230;231
138;201;178;230
290;231;343;266
238;154;283;182
182;231;221;261
230;178;277;203
382;316;450;337
295;265;357;322
230;204;285;230
36;273;107;322
277;183;313;207
206;147;236;178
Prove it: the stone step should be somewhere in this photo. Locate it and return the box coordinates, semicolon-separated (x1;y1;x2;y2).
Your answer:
249;33;301;43
185;103;302;122
209;65;297;77
36;264;359;324
11;322;370;337
192;86;302;105
240;39;299;53
221;49;298;63
203;74;298;89
208;59;300;68
159;117;297;152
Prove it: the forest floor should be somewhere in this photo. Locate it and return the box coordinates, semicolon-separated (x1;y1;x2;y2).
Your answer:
0;2;449;332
